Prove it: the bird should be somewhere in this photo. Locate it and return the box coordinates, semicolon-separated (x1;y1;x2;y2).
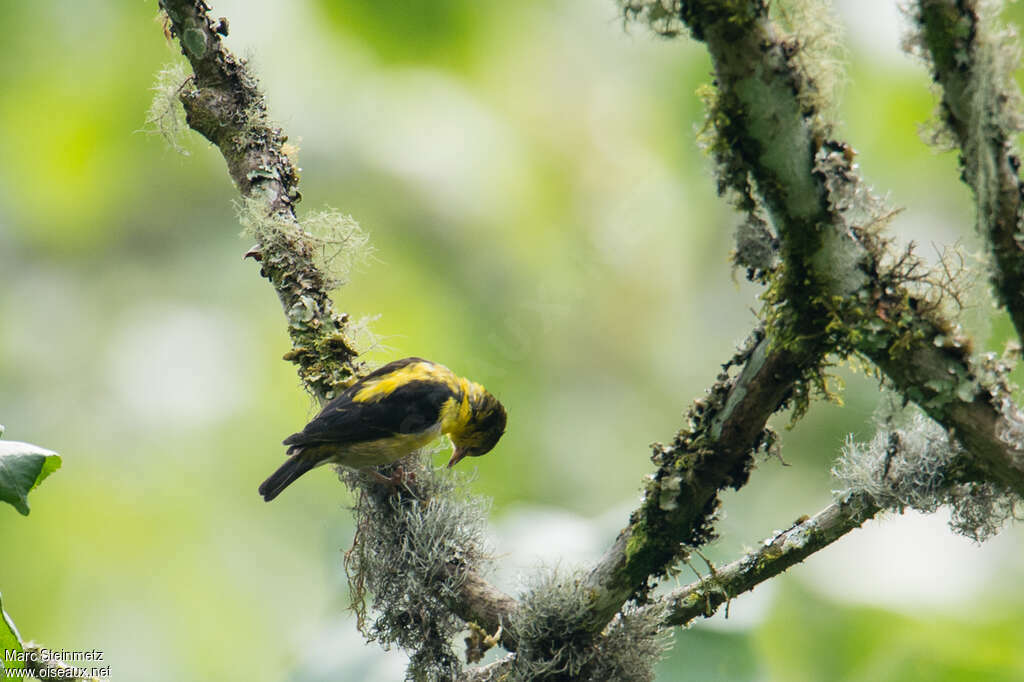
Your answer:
259;357;507;501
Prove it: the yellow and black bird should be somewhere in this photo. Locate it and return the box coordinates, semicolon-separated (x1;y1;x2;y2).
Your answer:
259;357;507;501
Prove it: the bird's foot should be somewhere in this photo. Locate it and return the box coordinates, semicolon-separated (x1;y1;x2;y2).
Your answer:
365;464;416;493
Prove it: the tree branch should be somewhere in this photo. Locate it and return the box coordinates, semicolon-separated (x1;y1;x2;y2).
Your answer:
449;569;520;651
473;0;1024;638
678;0;1024;498
450;331;836;650
452;329;831;648
582;331;819;631
656;492;880;627
158;0;360;398
465;473;878;676
913;0;1024;340
156;0;520;659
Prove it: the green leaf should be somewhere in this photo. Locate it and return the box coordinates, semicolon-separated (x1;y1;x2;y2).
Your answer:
0;592;25;672
0;441;61;516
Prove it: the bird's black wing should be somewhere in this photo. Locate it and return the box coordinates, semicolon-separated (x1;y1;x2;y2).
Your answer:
283;379;456;448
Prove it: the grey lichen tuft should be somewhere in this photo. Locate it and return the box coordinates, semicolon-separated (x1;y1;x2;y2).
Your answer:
946;480;1019;542
146;63;191;155
238;199;371;291
301;208;373;289
237;195;297;243
834;412;957;513
834;410;1020;541
506;568;670;681
769;0;848;119
507;568;593;680
346;313;385;355
343;455;490;681
583;604;671;682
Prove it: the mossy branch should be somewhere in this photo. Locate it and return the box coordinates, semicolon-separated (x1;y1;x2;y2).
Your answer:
436;330;827;657
471;2;1024;671
581;331;819;631
158;0;360;398
656;492;880;627
912;0;1024;341
155;2;516;674
656;405;1020;627
676;0;1024;498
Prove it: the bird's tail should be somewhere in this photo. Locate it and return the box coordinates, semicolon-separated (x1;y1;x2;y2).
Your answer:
259;450;318;502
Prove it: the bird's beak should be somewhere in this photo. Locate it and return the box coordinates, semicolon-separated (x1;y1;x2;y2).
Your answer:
447;447;468;468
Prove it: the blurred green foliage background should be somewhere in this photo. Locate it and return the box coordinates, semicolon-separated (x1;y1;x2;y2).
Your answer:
3;0;1024;679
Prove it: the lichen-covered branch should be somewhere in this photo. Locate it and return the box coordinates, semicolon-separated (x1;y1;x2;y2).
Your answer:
657;492;879;627
155;2;513;672
158;0;360;398
675;0;1024;498
439;329;825;653
834;410;1021;541
581;331;819;632
659;403;1021;627
911;0;1024;340
341;460;502;678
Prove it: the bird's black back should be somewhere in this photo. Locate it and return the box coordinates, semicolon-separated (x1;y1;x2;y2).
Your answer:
283;359;458;449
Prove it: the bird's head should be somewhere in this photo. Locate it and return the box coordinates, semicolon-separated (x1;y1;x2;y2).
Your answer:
448;384;507;467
